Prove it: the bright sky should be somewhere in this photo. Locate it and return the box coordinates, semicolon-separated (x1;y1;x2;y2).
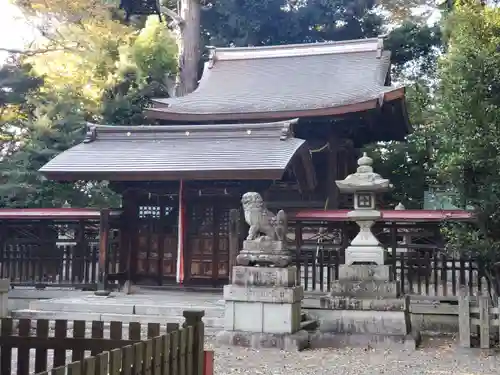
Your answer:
0;0;38;63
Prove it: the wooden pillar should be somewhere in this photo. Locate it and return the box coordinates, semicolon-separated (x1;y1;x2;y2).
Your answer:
96;208;110;295
228;209;240;283
327;134;340;209
122;190;139;284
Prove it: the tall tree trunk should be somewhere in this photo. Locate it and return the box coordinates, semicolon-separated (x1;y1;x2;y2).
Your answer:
176;0;200;97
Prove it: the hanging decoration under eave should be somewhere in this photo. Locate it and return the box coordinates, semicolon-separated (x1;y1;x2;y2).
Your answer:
119;0;163;22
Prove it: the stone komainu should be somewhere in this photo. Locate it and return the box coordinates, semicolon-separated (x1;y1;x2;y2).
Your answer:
241;192;287;241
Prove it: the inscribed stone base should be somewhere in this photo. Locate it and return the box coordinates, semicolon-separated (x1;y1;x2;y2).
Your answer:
329;279;399;298
320;296;406;311
344;245;385;266
231;266;297;287
216;329;310;351
338;264;393;281
315;310;409;336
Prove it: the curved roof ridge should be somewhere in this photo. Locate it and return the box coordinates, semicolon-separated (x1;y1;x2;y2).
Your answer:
86;119;298;133
209;37;384;62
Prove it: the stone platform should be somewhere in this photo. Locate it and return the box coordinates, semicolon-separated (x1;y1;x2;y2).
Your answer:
310;265;419;349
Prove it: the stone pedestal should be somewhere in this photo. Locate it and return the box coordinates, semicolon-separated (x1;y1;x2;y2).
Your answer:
309;265;419;349
216;266;309;351
236;240;293;267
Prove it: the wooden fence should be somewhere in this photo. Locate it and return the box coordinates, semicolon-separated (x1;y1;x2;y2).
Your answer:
0;310;205;375
458;290;500;348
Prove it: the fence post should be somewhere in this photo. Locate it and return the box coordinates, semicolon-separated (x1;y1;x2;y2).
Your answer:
458;286;471;348
478;294;490;349
183;310;205;375
0;278;9;317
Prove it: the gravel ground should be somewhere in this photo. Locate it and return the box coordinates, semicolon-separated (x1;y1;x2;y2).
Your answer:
207;337;500;375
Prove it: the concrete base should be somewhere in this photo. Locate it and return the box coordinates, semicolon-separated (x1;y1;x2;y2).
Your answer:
216;329;310;351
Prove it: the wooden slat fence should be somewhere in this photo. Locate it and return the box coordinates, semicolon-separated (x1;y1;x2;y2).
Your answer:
458;289;500;349
0;310;205;375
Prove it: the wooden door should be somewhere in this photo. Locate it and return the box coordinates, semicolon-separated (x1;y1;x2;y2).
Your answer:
186;201;232;284
136;197;178;284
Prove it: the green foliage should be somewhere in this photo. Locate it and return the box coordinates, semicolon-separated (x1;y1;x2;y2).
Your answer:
385;22;443;78
364;83;438;208
434;4;500;252
0;5;177;208
201;0;383;46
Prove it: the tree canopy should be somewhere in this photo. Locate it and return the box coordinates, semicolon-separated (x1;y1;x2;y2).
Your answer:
0;0;456;213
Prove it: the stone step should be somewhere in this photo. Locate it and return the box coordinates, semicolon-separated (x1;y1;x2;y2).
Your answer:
320;296;406;311
314;310;408;336
11;310;224;330
28;300;224;318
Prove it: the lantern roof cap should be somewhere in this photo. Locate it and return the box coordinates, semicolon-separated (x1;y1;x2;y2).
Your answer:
336;152;393;193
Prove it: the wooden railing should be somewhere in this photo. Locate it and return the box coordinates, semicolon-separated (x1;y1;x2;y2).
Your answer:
458;290;500;349
0;310;206;375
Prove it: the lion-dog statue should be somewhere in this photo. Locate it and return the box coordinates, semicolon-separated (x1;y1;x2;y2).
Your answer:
241;192;287;242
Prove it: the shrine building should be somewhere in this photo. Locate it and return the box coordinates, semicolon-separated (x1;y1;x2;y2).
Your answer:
39;37;411;287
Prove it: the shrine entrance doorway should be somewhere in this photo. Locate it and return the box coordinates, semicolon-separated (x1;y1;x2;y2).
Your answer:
185;198;238;286
135;195;179;285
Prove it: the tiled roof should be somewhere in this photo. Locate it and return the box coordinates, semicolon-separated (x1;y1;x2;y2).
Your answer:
39;120;309;181
146;38;403;121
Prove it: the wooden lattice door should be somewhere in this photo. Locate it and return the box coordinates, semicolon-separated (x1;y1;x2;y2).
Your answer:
187;201;232;284
136;196;178;283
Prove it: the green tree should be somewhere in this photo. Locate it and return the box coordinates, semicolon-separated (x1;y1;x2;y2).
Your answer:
434;3;500;252
0;5;177;208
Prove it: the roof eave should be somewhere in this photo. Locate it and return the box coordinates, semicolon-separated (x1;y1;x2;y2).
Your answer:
145;88;405;122
39;168;290;182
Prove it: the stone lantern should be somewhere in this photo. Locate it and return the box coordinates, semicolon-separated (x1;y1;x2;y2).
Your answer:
336;152;392;265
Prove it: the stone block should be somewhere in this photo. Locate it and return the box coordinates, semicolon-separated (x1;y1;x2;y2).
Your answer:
224;300;301;333
242;240;285;252
320;296;406;311
216;329;310;351
315;310;409;335
329;280;399;298
223;285;303;303
232;266;297;287
338;265;392;281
